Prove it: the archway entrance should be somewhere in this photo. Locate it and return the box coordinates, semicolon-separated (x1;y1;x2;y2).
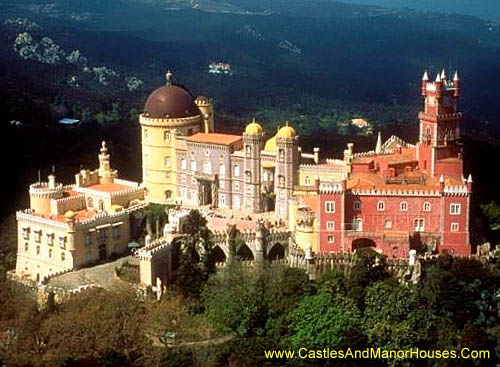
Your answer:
237;244;254;261
268;243;285;261
208;245;227;266
198;180;212;206
352;238;376;252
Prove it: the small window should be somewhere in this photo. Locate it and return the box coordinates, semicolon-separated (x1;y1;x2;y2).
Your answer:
400;201;408;211
325;201;335;213
414;218;425;232
164;156;171;167
22;227;30;240
326;221;335;230
203;161;212;174
144;129;148;139
305;176;311;186
36;246;40;255
246;145;251;156
234;182;240;191
451;222;459;232
165;172;171;179
354;218;363;231
377;201;385;211
181;158;187;170
25;243;29;252
353;201;361;211
85;234;92;246
327;235;335;243
220;180;225;189
34;230;42;243
423;202;431;212
191;160;197;172
219;194;226;205
48;249;52;258
99;229;107;242
219;164;226;176
112;226;120;239
58;236;66;249
234;165;240;177
46;233;54;246
164;131;170;141
450;203;461;215
385;220;392;229
61;252;65;261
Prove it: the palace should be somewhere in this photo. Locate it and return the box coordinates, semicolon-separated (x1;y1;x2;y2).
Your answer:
14;68;472;282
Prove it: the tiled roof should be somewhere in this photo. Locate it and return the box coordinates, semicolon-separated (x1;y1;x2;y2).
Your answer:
87;183;130;193
187;133;242;146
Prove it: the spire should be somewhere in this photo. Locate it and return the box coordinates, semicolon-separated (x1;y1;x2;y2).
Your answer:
375;131;382;154
165;69;173;86
467;173;473;183
422;70;429;81
439;174;445;183
441;69;447;80
453;70;460;81
435;73;441;83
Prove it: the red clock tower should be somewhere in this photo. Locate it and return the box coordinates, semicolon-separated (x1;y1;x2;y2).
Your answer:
417;70;463;178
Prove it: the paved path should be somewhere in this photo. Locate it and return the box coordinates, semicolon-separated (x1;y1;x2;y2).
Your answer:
48;256;137;290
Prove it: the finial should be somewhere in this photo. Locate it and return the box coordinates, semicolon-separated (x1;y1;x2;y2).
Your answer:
453;70;459;81
100;141;108;154
435;73;441;83
375;131;382;154
467;173;473;183
166;69;173;86
422;70;429;81
252;117;256;123
439;174;444;183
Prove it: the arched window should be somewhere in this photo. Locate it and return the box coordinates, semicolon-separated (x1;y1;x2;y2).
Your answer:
164;131;170;141
353;201;361;211
87;197;93;208
165;190;172;199
354;218;363;231
219;164;226;176
377;201;385;211
279;149;285;162
246;171;252;184
246;145;251;156
423;201;431;212
414;218;425;232
98;200;104;212
400;201;408;211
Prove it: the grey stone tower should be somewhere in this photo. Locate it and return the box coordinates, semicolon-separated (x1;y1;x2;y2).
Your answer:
275;124;299;219
243;118;264;213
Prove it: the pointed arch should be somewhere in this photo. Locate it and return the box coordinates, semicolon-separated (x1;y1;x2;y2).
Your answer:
267;242;285;261
237;243;254;261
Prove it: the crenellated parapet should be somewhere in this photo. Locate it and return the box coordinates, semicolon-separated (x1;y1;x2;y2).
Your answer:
318;182;344;194
139;114;201;128
351;188;441;197
443;184;469;196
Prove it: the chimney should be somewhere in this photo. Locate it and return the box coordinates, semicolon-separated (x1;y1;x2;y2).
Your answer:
313;147;320;164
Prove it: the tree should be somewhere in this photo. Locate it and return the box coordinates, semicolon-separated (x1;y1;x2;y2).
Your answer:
174;210;214;298
288;290;361;349
144;203;167;239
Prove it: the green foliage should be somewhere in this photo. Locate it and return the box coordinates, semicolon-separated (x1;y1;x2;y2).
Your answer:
482;201;500;231
288;290;361;349
174;210;214;298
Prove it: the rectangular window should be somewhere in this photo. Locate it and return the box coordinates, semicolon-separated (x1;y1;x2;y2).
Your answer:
385;220;392;229
234;165;240;177
450;203;461;215
58;236;67;249
34;230;42;243
98;229;107;242
325;201;335;213
219;194;226;206
233;196;240;209
414;219;425;232
326;221;335;230
451;222;459;232
327;235;335;243
220;180;225;189
22;227;30;240
164;157;171;167
85;233;92;246
219;164;226;176
46;233;54;246
112;226;120;239
181;158;187;170
191;160;197;172
234;182;240;191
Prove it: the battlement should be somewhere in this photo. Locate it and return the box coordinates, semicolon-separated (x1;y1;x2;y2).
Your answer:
318;182;344;194
139;113;201;127
29;181;63;197
351;188;441;197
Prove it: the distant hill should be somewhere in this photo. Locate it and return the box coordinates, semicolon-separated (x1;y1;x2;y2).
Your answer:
336;0;500;21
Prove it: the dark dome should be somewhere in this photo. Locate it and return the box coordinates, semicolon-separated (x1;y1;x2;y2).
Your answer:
144;85;200;119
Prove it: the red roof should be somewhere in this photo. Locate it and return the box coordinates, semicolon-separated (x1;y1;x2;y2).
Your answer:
187;133;242;146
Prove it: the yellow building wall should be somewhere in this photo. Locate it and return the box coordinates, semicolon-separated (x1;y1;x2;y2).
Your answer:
297;168;346;186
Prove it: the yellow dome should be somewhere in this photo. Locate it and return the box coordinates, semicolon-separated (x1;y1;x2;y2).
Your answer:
64;210;76;219
264;135;277;152
245;119;263;135
277;125;296;138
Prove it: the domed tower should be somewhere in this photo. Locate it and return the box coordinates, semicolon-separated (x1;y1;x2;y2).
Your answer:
139;70;203;203
195;95;214;133
243;118;264;213
274;124;299;218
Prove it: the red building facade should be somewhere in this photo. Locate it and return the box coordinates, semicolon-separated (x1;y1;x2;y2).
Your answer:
314;70;471;257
